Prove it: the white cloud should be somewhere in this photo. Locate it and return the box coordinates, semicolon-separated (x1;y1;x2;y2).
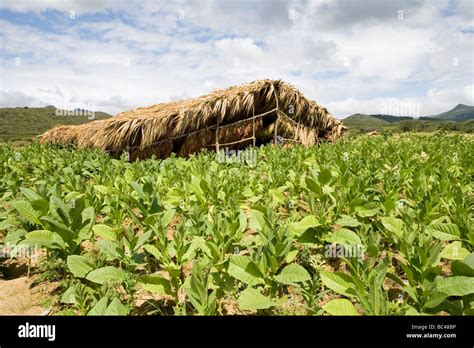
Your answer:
464;85;474;102
0;0;114;14
0;0;472;118
329;83;474;118
0;90;47;107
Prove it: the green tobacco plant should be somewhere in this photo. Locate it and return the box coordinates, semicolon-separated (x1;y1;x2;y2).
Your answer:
0;134;472;316
10;191;95;258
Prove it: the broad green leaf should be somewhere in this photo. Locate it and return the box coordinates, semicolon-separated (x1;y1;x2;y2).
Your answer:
67;255;93;278
320;271;355;297
237;209;248;235
463;253;474;269
238;288;275;310
88;297;108;316
130;181;144;200
49;196;69;225
60;286;77;304
10;200;41;225
440;241;470;260
289;215;320;236
24;230;65;250
249;210;266;231
78;206;95;240
135;230;153;251
269;189;285;204
322;184;334;196
327;228;361;245
305;177;321;195
401;285;418;302
92;224;116;241
323;299;358;316
285;250;298;263
162;208;176;227
4;229;26;244
20;187;42;202
96;240;121;260
139;274;172;295
182;236;212;262
274;263;311;285
355;208;378;218
39;216;73;243
435;276;474;296
143;244;162;259
86;266;126;285
318;167;332;185
380;216;404;239
105;298;129;315
0;220;13;231
335;215;360;227
422;291;448;309
451;260;474;277
451;253;474;276
93;185;110;194
124;169;134;182
228;255;263;286
162;189;182;207
190;175;205;202
426;223;460;241
405;306;420;315
182;237;203;261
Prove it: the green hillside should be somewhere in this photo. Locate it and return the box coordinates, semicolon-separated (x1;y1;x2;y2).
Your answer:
370;114;413;123
341;113;389;130
0;106;112;141
342;105;474;134
342;114;390;133
431;104;474;122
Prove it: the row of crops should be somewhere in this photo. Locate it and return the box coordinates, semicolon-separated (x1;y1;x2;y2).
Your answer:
0;133;473;315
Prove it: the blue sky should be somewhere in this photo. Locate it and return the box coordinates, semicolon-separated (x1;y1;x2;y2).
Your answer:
0;0;472;118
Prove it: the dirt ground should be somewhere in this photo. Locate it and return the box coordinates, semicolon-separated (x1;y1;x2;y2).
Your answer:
0;276;49;315
0;254;52;315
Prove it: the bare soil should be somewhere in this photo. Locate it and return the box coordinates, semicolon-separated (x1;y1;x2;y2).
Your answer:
0;276;48;315
0;253;54;315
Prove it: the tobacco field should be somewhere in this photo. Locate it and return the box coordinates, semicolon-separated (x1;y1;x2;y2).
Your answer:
0;133;473;316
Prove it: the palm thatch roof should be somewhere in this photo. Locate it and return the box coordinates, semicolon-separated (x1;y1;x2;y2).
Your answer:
40;79;348;160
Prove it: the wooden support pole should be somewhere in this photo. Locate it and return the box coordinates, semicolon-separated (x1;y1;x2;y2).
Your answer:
210;136;254;147
294;115;301;142
252;106;256;147
274;114;279;145
273;89;279;146
215;117;220;152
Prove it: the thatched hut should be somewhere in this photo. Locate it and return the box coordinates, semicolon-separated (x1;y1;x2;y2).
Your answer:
40;79;348;160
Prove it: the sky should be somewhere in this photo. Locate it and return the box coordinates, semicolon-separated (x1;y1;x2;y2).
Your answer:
0;0;473;119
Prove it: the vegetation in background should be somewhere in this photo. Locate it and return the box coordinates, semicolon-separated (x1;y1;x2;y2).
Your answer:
0;106;112;142
343;104;474;135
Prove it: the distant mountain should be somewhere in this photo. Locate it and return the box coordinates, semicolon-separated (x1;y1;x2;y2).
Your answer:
0;106;112;141
342;104;474;134
431;104;474;122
